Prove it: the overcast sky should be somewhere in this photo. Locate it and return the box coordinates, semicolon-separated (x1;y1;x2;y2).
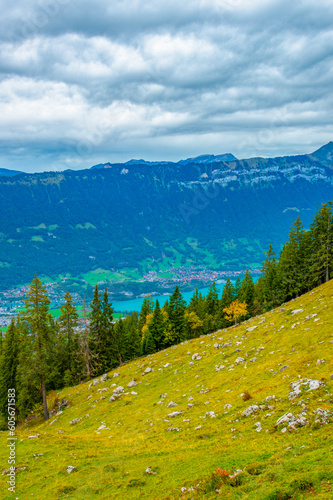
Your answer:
0;0;332;173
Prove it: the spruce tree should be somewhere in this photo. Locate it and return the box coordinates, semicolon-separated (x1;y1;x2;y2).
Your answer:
239;270;255;317
205;281;219;316
17;275;53;420
138;296;154;337
148;300;166;351
144;331;156;355
167;286;187;345
218;279;234;327
278;217;308;299
309;202;333;285
57;291;79;385
0;319;20;420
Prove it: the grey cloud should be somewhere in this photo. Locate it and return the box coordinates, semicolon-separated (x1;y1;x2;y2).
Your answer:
0;0;332;172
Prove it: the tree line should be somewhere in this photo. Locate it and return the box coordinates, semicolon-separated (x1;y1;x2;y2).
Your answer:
0;201;332;424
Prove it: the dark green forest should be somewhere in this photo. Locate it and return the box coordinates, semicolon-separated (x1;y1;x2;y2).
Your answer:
0;201;332;426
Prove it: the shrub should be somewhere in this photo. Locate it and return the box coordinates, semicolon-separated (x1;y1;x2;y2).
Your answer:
242;391;252;401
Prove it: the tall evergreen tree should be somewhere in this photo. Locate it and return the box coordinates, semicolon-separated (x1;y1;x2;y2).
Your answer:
138;296;154;338
260;244;281;311
148;300;166;351
100;288;118;372
218;279;234;328
57;291;79;385
239;270;255;317
309;202;333;285
278;217;308;299
205;281;219;316
167;286;187;345
0;319;20;420
17;276;53;420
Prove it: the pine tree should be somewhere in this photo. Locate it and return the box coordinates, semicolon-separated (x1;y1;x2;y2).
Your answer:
17;276;53;420
309;202;333;285
239;270;255;317
205;281;219;316
144;331;156;355
278;217;308;299
57;291;79;385
167;286;187;345
122;315;141;361
0;319;20;420
148;300;166;351
218;279;234;327
260;244;281;311
138;296;154;337
100;288;118;372
114;319;126;364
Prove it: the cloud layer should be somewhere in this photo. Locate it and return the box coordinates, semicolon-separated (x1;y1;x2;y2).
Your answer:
0;0;332;172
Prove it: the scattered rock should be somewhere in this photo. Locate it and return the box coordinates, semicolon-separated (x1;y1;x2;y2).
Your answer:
235;357;245;365
316;359;325;365
167;401;178;408
145;467;156;474
291;309;304;315
246;326;258;332
92;378;100;386
127;380;137;388
100;374;108;382
279;365;289;372
66;466;77;474
224;404;232;409
113;386;124;395
97;425;106;431
113;372;119;378
168;411;182;418
243;405;259;417
144;367;153;374
192;353;202;361
69;418;81;425
164;363;172;368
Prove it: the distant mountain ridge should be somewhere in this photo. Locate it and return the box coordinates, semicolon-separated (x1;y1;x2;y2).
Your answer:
0;142;332;294
0;168;24;177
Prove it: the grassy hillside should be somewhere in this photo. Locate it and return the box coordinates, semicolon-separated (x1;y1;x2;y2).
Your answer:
1;280;333;499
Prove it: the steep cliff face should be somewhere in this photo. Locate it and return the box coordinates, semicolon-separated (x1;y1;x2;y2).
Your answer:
0;144;332;289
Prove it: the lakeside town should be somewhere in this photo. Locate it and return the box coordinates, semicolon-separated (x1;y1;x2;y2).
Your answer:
0;265;261;330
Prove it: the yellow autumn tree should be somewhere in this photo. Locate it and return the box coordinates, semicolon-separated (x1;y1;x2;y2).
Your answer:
223;299;247;325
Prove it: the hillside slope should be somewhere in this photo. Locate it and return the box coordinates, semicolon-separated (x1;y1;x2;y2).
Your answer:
1;280;333;499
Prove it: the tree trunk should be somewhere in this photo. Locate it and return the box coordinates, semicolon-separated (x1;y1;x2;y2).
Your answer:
41;374;49;420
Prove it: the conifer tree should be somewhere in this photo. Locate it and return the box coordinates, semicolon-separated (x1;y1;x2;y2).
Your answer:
0;319;20;420
205;281;219;316
114;318;125;365
100;288;118;372
167;286;187;345
57;291;79;385
144;331;156;355
309;202;333;285
148;300;166;351
278;217;308;299
260;244;281;311
122;312;141;361
239;270;255;317
218;278;234;327
17;275;53;420
138;296;154;339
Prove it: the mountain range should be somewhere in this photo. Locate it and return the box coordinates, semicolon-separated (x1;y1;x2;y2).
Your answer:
0;142;332;296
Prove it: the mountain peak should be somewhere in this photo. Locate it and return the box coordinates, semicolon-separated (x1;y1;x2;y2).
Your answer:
310;141;333;167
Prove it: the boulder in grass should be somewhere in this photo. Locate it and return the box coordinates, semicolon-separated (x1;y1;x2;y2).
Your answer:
100;374;108;382
67;466;77;474
127;380;138;388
